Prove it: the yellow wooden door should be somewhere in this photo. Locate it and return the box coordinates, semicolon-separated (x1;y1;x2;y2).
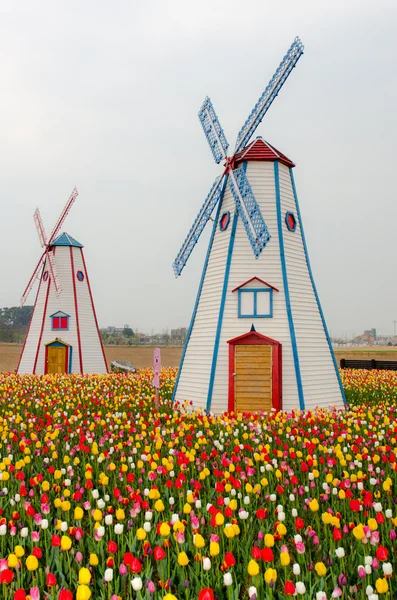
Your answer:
235;345;272;412
47;346;66;374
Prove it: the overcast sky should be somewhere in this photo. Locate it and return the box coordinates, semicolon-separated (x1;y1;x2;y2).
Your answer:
0;0;396;338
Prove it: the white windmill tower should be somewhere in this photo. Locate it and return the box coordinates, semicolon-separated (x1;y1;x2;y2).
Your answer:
17;188;108;375
172;37;345;414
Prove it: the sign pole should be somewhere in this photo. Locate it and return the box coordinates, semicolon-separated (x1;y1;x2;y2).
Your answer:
153;348;161;409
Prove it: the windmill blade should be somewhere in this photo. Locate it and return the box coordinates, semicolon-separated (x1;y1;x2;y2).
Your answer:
21;251;46;305
229;167;270;257
198;97;229;164
34;208;47;248
173;176;225;277
47;249;62;297
234;37;304;153
48;186;79;245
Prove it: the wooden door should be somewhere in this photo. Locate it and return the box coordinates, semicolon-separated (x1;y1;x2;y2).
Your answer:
235;344;272;412
47;346;67;374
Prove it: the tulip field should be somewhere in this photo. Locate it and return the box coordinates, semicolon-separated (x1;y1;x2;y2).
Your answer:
0;369;396;599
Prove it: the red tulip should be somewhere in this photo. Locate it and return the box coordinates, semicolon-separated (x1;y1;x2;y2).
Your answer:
51;535;61;547
333;528;343;541
130;557;142;573
58;591;73;600
123;552;134;567
295;517;305;531
349;499;360;512
252;546;261;560
153;546;166;561
46;573;57;587
256;508;267;520
285;581;296;595
376;545;389;561
224;552;236;567
261;548;274;562
107;540;118;554
32;547;42;559
376;513;385;524
0;569;14;583
14;591;26;600
198;589;214;600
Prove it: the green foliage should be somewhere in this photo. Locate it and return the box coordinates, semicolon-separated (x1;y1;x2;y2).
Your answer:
0;305;33;342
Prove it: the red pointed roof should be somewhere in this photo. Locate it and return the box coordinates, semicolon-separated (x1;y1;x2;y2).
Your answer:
232;277;279;293
234;137;295;168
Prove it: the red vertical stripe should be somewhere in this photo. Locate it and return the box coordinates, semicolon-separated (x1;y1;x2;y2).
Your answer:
70;247;83;373
33;277;51;374
80;249;108;372
17;264;45;373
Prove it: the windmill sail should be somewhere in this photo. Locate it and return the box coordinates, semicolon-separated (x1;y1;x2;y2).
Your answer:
198;97;229;164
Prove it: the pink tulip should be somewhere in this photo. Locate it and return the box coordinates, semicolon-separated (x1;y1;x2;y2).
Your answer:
119;563;128;576
357;566;366;579
30;587;40;600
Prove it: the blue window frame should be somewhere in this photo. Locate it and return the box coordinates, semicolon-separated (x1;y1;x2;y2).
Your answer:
219;211;230;231
285;211;297;232
238;288;273;318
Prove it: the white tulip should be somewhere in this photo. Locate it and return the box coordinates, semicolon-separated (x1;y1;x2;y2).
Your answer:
114;524;123;535
382;562;393;575
97;499;105;509
92;489;99;499
293;563;301;575
335;547;345;558
21;527;29;538
41;519;49;530
61;521;68;532
296;582;306;594
143;522;151;533
145;511;153;521
248;586;257;598
203;557;211;571
131;577;143;591
104;568;113;582
224;572;233;586
0;524;7;536
105;515;113;526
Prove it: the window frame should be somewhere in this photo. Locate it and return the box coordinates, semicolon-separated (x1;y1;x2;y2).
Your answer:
51;315;70;331
238;288;273;319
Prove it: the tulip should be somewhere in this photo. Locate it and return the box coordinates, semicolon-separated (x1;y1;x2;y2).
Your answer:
178;552;189;566
60;536;72;551
104;568;113;582
203;557;211;571
247;560;260;576
375;578;389;594
131;577;143;591
223;572;233;586
26;556;38;571
76;585;91;600
78;568;91;585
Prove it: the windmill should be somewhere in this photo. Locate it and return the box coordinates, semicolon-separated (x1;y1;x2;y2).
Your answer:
172;37;346;414
17;188;108;375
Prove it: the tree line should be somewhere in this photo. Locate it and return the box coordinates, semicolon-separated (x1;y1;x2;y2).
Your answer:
0;306;33;343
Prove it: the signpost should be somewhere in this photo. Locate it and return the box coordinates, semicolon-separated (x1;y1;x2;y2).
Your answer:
153;347;161;408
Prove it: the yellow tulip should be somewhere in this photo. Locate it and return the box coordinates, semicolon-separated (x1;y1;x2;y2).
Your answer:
8;554;18;568
353;524;365;540
116;508;125;520
376;578;389;594
194;534;205;548
264;568;277;584
154;499;165;512
76;585;92;600
137;528;146;540
61;535;72;551
74;507;84;520
315;562;327;577
264;534;274;548
210;542;220;556
26;555;38;571
280;552;290;566
215;512;224;526
159;522;170;537
247;560;260;576
309;498;319;512
93;509;102;521
14;546;24;558
78;568;91;585
89;553;99;566
178;552;189;566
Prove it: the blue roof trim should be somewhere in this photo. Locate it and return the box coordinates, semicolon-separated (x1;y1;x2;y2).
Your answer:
51;232;83;248
49;310;70;318
289;168;347;405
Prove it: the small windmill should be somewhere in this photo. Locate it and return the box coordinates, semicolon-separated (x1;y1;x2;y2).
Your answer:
18;188;108;375
172;37;346;414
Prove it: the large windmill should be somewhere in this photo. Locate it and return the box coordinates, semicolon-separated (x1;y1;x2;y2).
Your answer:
172;37;346;414
17;189;108;375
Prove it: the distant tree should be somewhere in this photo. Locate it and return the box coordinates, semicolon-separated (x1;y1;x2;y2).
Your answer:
123;327;134;338
0;306;33;342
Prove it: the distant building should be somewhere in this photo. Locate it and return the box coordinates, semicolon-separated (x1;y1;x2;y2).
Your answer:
364;328;377;340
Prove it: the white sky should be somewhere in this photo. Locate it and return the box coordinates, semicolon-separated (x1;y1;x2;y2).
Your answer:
0;0;396;338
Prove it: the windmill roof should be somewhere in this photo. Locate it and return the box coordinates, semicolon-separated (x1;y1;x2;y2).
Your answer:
51;232;84;248
234;137;295;168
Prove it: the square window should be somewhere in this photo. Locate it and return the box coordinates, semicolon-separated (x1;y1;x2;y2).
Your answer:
238;289;273;318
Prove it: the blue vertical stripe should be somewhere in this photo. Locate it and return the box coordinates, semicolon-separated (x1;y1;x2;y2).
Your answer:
274;161;305;410
206;209;238;412
289;169;347;404
172;177;228;402
69;346;73;374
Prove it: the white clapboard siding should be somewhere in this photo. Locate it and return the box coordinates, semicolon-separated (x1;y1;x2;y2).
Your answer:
174;150;344;414
18;238;107;375
278;164;342;408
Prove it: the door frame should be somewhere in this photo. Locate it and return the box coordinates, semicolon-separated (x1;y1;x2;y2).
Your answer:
44;338;71;375
227;330;282;412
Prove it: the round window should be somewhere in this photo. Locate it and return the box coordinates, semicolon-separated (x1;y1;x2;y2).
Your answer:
219;211;231;231
76;271;85;282
285;211;297;232
42;271;49;281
